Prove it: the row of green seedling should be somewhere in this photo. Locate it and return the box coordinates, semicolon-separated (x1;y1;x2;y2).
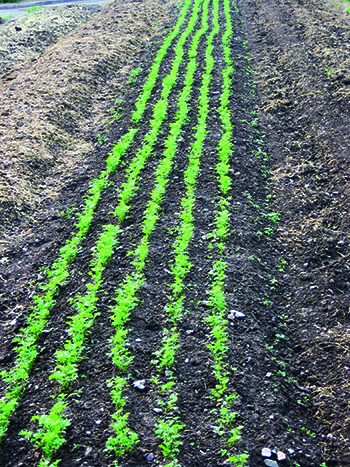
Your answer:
17;1;206;465
0;0;194;444
204;0;247;465
106;0;213;463
19;224;119;467
151;0;219;465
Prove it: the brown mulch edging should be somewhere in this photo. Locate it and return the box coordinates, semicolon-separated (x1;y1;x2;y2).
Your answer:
0;0;168;243
0;4;101;77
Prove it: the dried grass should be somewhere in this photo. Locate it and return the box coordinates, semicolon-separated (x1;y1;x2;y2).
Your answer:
0;0;168;240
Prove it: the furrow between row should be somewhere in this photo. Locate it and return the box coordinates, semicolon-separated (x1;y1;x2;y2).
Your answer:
150;0;219;465
15;0;208;465
0;0;197;451
102;1;214;464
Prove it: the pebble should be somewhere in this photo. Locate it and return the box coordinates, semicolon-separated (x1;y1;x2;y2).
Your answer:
85;446;93;457
264;461;279;467
228;310;246;320
261;447;272;458
133;379;146;390
146;453;154;461
277;451;287;461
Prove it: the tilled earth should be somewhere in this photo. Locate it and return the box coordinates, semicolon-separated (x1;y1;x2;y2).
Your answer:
238;0;350;464
0;0;349;466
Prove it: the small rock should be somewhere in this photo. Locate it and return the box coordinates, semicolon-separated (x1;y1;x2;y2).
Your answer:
264;461;279;467
228;310;246;320
85;446;93;457
153;408;162;414
300;272;311;281
281;99;292;107
95;419;102;425
133;379;146;390
287;448;295;455
277;451;287;462
266;372;272;378
146;453;154;461
261;447;272;458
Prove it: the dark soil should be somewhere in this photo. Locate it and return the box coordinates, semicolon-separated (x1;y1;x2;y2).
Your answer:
238;0;350;464
0;0;349;466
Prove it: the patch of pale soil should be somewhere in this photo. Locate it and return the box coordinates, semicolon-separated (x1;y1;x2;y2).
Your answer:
0;4;101;77
0;0;169;249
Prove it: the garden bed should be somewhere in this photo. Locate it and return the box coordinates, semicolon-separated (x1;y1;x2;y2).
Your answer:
0;0;349;465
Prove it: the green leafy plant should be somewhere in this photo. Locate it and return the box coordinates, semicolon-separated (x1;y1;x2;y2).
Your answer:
278;257;287;271
127;67;142;84
105;1;207;460
19;396;69;466
105;377;139;459
26;5;43;14
155;418;185;462
0;0;193;443
202;0;248;463
59;204;76;219
301;426;316;437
